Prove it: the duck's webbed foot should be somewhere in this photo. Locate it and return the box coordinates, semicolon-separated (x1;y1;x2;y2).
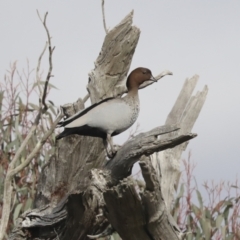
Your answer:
103;134;117;159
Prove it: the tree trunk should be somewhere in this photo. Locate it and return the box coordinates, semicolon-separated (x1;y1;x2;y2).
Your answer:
10;11;207;240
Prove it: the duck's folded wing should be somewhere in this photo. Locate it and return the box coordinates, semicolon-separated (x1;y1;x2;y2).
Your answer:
65;98;133;136
57;97;114;127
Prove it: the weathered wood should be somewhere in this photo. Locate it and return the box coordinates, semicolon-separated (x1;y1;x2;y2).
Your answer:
87;11;140;103
139;70;172;90
104;179;151;240
11;169;110;240
87;11;173;103
139;156;181;240
151;76;208;211
10;126;193;240
106;125;196;183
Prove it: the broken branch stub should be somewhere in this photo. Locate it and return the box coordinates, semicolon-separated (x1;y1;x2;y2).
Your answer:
87;11;140;103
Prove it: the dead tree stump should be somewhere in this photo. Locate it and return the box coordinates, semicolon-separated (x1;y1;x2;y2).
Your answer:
10;11;208;240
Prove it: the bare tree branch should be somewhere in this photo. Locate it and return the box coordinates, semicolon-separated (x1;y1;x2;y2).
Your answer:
139;69;173;89
105;125;196;183
101;0;108;34
37;10;55;111
82;93;90;103
36;41;48;97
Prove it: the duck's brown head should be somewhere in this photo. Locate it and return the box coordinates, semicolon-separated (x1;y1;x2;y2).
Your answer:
126;67;156;92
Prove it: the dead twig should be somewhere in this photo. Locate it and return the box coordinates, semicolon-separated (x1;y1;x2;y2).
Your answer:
101;0;108;34
37;11;55;112
36;41;48;97
83;93;90;103
139;70;173;90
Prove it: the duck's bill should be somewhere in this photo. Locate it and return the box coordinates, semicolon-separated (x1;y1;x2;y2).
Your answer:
149;75;157;82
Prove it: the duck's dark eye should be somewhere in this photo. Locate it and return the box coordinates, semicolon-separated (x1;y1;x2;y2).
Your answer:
142;71;147;74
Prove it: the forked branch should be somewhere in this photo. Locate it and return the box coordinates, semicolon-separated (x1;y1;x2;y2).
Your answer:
105;124;196;182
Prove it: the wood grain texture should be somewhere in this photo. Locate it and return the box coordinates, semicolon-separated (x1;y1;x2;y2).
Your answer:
105;125;196;183
88;11;140;103
11;127;193;240
152;76;208;211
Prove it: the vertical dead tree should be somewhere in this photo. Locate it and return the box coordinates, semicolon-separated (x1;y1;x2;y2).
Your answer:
10;10;207;240
152;76;208;211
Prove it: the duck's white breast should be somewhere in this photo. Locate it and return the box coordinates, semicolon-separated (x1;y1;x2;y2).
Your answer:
66;96;140;135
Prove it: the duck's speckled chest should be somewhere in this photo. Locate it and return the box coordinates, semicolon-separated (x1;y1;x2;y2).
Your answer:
122;95;140;125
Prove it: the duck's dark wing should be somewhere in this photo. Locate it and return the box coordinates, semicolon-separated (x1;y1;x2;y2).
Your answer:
55;124;107;140
57;97;115;127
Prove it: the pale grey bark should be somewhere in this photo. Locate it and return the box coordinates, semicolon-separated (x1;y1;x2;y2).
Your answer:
87;11;140;104
106;125;196;183
151;76;208;211
10;11;207;240
11;126;194;240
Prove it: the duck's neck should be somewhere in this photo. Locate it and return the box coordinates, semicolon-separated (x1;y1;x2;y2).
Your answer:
126;77;139;96
127;86;139;96
125;87;139;104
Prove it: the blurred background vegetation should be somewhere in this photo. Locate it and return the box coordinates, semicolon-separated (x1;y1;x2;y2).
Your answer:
0;61;58;236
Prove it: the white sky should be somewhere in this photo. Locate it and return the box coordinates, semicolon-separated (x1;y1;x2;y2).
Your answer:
1;1;240;189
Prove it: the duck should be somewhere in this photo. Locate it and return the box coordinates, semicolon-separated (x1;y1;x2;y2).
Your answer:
56;67;156;158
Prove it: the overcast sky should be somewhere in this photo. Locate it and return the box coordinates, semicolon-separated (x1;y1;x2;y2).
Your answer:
1;1;239;191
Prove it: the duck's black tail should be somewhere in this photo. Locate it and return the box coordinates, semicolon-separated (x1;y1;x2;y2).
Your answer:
56;128;76;140
56;125;106;141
